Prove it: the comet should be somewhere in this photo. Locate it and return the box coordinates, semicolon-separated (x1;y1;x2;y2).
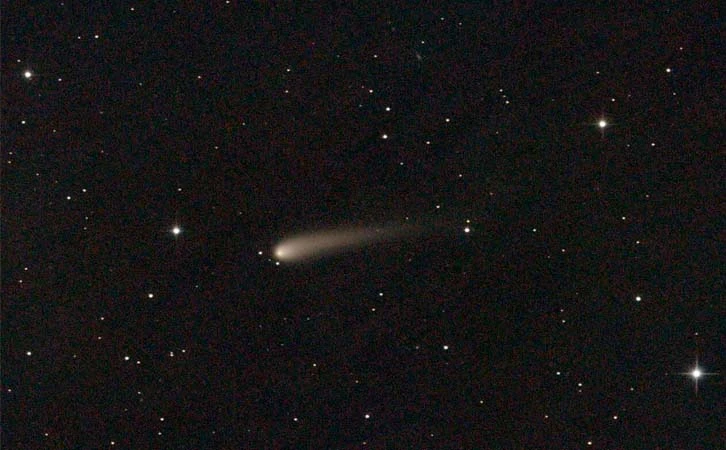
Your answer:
273;224;420;262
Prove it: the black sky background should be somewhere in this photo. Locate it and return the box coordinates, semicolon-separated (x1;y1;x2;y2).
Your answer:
2;2;723;448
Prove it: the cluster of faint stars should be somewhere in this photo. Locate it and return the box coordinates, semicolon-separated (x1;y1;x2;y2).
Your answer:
10;18;713;448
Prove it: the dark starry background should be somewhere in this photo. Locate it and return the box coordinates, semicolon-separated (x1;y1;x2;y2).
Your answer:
2;2;723;448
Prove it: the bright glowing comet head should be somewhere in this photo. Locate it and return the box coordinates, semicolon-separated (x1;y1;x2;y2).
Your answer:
274;245;291;260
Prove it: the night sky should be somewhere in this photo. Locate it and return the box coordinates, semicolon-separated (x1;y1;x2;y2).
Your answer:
3;2;723;448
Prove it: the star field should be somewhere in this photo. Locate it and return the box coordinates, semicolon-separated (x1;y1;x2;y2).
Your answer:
2;3;723;448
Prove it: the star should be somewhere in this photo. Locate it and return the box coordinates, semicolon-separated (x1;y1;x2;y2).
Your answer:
678;358;718;394
23;70;33;79
593;115;610;139
171;225;182;236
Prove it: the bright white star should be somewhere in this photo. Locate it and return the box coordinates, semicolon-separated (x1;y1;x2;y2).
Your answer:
677;359;718;394
171;226;181;236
